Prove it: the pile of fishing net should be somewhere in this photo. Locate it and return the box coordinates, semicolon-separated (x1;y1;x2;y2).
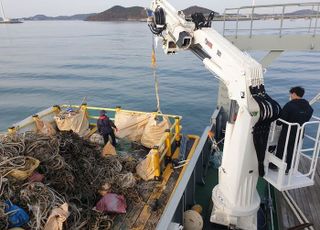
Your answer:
0;131;151;230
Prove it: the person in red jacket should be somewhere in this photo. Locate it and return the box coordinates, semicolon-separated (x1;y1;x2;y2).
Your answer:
97;110;118;147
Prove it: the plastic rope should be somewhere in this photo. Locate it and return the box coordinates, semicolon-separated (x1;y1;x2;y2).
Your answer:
152;37;162;114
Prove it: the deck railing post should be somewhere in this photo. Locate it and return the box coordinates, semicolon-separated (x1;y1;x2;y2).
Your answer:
52;105;61;115
308;5;315;33
80;103;88;118
314;4;320;37
311;122;320;181
250;6;255;38
236;8;240;38
152;146;161;180
7;126;16;134
115;106;121;113
279;6;286;37
175;116;181;143
288;125;302;185
223;9;227;36
165;129;172;159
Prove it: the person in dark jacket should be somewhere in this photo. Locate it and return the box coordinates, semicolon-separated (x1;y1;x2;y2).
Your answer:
97;110;118;147
274;86;313;172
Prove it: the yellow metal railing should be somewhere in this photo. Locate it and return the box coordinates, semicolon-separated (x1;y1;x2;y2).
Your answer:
8;104;183;179
63;104;183;178
7;105;61;133
61;104;182;119
158;117;182;162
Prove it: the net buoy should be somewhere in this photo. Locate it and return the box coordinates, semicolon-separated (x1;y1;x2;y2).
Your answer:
183;210;203;230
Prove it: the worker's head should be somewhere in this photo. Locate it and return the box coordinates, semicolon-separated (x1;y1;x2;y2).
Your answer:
100;110;106;116
289;86;305;100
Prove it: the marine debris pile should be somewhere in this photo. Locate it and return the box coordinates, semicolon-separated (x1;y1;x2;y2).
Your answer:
0;131;153;230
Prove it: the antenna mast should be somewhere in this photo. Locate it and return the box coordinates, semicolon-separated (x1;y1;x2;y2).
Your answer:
0;0;7;21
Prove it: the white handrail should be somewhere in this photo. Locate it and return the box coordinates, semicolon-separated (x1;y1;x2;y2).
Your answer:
223;2;320;37
265;118;320;191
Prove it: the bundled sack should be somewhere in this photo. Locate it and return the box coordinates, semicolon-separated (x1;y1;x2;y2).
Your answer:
44;203;69;230
5;200;30;228
136;149;160;181
54;108;90;137
28;172;45;183
141;115;171;148
34;116;56;136
115;111;151;142
95;193;127;214
9;157;40;181
102;142;117;157
90;133;104;145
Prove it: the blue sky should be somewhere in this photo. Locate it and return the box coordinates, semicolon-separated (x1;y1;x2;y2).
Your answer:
1;0;315;18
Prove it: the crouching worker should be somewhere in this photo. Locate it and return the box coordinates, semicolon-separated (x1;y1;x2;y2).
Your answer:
97;110;118;147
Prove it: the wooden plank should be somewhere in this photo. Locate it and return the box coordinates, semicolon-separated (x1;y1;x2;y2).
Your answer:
112;137;196;230
278;158;320;229
112;181;159;229
131;147;182;230
132;161;175;229
112;203;145;230
144;171;180;230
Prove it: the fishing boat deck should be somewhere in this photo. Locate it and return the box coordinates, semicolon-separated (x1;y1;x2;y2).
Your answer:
112;138;196;230
276;158;320;230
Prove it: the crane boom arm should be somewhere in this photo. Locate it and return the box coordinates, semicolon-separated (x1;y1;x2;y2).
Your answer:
148;1;281;229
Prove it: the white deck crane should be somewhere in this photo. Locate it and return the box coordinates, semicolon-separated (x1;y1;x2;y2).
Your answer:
147;0;282;229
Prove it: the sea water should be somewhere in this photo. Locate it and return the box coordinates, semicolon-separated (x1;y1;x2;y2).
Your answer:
0;21;319;134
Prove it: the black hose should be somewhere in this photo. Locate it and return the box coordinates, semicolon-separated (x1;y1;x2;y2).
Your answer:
148;8;166;35
250;85;281;177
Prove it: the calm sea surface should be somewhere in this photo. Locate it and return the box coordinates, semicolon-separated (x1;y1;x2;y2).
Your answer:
0;21;319;134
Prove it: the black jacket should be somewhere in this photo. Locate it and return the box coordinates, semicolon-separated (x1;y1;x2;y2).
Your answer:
276;99;313;169
97;115;116;135
278;99;313;125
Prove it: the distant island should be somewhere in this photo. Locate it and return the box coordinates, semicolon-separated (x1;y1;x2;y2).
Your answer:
23;13;95;21
19;6;319;22
21;5;215;22
86;6;146;21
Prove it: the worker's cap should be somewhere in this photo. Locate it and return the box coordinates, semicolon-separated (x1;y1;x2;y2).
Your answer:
100;110;106;116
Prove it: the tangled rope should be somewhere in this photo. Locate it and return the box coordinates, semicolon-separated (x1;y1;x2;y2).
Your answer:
20;182;65;230
0;130;148;229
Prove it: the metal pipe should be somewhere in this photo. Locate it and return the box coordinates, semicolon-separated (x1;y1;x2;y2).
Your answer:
165;129;172;158
61;104;182;119
175;116;181;142
222;9;226;37
226;2;318;11
250;6;255;38
268;184;275;230
288;126;302;184
279;6;286;37
236;8;240;38
308;5;315;33
0;0;6;21
314;4;320;36
311;123;320;181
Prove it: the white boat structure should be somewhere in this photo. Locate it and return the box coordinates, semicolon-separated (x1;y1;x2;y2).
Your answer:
146;1;320;229
1;1;320;230
0;0;22;24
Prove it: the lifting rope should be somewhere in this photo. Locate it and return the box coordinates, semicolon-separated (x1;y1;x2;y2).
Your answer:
151;36;162;114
